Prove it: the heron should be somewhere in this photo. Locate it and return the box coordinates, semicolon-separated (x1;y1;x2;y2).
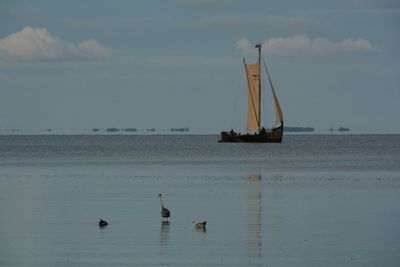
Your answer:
193;220;207;230
157;194;171;221
98;219;108;228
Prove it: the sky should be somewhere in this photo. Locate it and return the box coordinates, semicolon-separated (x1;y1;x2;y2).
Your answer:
0;0;399;134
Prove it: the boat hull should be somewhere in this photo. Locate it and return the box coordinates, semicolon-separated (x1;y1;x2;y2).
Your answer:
218;125;283;143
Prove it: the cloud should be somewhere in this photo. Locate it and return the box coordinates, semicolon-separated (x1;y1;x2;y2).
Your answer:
0;26;111;61
236;36;379;57
236;38;252;54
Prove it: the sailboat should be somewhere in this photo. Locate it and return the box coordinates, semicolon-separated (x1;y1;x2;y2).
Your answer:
219;43;284;143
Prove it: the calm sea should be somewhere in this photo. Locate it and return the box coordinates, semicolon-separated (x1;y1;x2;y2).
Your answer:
0;135;399;266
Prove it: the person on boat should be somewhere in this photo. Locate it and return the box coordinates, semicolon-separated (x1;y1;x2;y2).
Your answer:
260;127;266;134
229;129;237;136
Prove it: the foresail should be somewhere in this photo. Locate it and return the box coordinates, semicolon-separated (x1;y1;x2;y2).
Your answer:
271;85;283;125
263;59;283;125
245;62;260;132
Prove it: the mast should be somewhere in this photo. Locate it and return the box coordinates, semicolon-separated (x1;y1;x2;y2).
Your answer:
244;43;263;133
255;43;262;132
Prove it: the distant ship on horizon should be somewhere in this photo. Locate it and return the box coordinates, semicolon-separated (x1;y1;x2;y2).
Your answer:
337;126;350;132
329;126;350;132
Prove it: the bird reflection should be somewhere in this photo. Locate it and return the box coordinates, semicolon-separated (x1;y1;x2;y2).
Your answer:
246;173;262;259
195;227;206;233
161;220;170;227
160;221;170;250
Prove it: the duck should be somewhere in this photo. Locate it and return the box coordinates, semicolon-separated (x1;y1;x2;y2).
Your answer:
98;219;108;228
193;220;207;230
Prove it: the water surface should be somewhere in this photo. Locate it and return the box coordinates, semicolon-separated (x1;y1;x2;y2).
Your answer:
0;135;399;266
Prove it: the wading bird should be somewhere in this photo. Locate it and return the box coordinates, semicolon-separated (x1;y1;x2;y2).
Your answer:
98;219;108;228
157;194;171;221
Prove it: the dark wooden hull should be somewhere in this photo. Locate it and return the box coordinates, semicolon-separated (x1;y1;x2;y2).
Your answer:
218;125;283;143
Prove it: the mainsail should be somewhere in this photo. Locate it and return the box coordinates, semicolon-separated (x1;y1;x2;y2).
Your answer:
245;62;260;132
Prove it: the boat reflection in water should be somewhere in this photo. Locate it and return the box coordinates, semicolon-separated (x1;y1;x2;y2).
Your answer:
246;174;262;260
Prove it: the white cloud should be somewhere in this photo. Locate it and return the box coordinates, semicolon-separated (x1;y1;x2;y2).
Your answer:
237;35;379;57
236;38;252;54
0;26;111;61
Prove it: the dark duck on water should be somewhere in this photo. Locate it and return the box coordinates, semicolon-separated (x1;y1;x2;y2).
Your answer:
98;219;108;228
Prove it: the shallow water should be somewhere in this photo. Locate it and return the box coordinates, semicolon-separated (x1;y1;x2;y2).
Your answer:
0;135;399;266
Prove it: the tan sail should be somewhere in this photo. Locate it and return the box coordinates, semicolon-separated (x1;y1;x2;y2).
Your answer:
264;59;283;125
245;62;260;132
271;86;283;124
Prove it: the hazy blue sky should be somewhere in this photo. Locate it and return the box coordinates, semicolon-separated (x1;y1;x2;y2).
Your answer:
0;0;399;134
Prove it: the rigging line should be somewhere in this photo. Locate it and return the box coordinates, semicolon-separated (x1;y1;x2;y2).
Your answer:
260;56;271;127
243;58;260;130
262;56;275;95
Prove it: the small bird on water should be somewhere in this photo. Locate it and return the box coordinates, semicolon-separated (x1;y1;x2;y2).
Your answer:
98;219;108;228
193;220;207;230
157;194;171;221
